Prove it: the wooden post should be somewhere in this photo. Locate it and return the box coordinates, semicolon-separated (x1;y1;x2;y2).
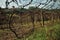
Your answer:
30;11;35;32
51;12;54;24
41;10;44;27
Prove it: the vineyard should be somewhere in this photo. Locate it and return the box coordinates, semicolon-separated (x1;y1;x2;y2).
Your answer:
0;8;60;40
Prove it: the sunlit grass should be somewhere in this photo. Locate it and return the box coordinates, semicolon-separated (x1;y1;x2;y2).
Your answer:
21;23;60;40
0;21;60;40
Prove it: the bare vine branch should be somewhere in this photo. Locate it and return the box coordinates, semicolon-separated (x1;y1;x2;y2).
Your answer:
23;0;33;7
36;0;49;8
41;0;52;8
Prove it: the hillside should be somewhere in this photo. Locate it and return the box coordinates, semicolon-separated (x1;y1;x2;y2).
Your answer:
0;8;60;40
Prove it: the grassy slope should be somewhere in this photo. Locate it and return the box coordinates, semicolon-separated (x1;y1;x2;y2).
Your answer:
21;23;60;40
0;23;60;40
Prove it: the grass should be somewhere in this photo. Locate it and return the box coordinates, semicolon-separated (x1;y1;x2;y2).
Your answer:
19;23;60;40
0;22;60;40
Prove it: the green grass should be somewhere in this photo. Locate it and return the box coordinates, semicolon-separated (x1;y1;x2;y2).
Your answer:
21;23;60;40
0;23;60;40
